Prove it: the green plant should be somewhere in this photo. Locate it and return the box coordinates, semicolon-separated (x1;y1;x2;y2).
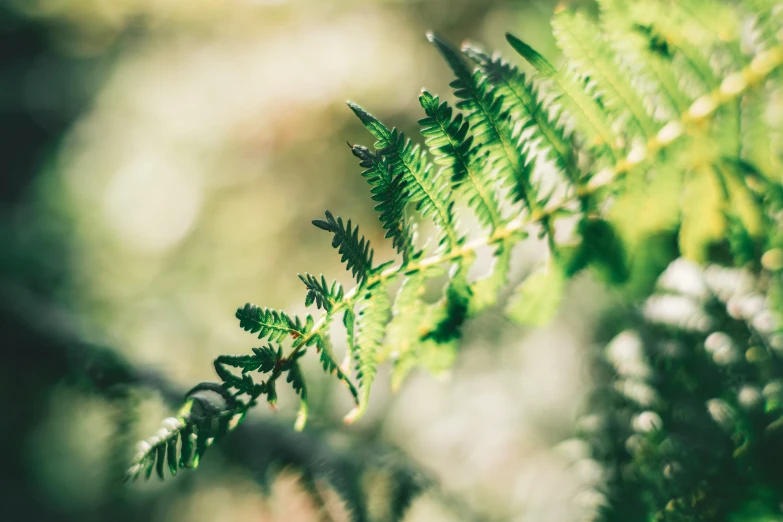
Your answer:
127;0;783;518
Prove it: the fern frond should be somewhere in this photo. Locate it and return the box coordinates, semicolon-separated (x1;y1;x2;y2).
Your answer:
627;1;723;92
552;10;659;141
464;45;577;182
313;210;376;285
214;344;300;411
427;32;537;211
236;303;312;343
126;2;783;499
506;32;620;158
299;273;344;311
384;267;455;389
350;144;416;259
348;102;460;250
214;356;266;396
418;91;503;229
345;283;392;424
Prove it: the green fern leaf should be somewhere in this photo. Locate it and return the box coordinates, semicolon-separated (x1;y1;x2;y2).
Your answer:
285;361;306;398
236;303;310;343
314;331;360;403
506;32;619;158
385;269;457;391
597;2;693;118
384;271;432;365
345;283;392;423
214;356;265;396
350;144;416;260
428;33;537;210
552;10;659;140
126;384;243;481
418;90;503;229
348;102;460;250
463;45;577;182
284;359;308;430
213;344;282;400
313;210;375;285
250;345;280;372
506;261;566;327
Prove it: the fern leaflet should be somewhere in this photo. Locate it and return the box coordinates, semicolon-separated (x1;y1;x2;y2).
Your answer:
506;32;619;158
348;102;460;250
236;303;312;343
345;282;392;423
463;45;577;183
418;91;503;230
312;210;376;285
299;273;344;311
427;33;537;211
350;144;415;259
552;10;659;139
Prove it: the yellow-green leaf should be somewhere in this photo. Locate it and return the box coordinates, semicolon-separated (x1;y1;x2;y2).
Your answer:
505;263;566;327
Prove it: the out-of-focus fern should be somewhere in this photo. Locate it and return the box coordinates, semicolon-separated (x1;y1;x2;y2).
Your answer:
575;258;783;520
128;6;783;519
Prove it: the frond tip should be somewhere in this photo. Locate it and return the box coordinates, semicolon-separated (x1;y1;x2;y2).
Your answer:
313;210;376;285
427;32;534;210
299;273;344;311
126;383;244;481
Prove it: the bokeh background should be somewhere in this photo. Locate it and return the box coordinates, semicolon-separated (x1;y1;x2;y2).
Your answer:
0;1;608;521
